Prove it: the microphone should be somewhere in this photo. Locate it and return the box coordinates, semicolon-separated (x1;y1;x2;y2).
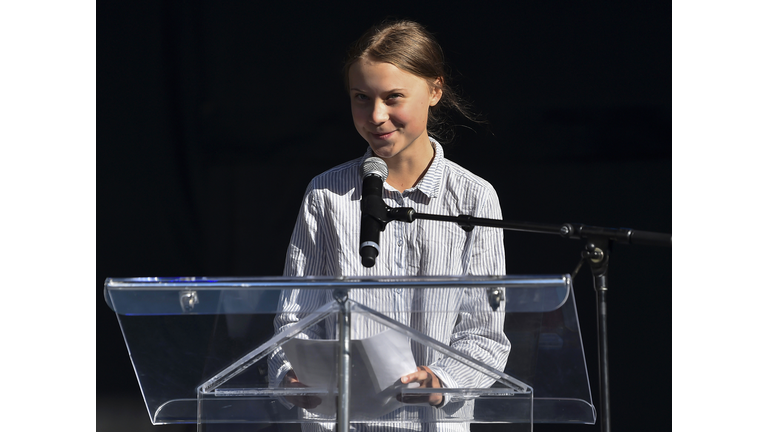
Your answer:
360;157;389;268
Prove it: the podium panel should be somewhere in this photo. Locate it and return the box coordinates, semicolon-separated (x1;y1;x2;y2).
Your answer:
104;276;595;429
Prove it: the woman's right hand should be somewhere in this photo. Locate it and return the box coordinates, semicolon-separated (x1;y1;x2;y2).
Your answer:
282;369;322;409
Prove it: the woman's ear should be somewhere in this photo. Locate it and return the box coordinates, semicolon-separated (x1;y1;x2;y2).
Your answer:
429;77;444;106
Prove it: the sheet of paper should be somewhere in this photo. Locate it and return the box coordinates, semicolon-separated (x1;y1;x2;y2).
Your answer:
358;329;419;393
281;329;419;419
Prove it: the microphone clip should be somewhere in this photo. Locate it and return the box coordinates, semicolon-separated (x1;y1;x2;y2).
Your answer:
361;192;389;231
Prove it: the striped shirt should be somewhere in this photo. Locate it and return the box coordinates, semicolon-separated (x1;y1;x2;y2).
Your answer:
270;139;510;432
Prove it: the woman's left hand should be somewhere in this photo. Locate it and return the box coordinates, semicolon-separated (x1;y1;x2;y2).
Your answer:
398;365;443;406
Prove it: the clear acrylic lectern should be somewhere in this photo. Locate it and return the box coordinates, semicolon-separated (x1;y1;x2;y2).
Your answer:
104;275;595;431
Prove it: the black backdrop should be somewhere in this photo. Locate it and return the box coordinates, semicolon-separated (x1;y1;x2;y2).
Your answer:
97;2;671;431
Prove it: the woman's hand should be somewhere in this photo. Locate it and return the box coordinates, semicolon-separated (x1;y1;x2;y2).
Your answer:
398;365;444;406
282;369;322;409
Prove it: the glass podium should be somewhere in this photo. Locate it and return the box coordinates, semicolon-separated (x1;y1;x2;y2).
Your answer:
104;275;595;431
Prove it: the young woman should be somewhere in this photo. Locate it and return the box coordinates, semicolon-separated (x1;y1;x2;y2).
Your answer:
270;20;510;432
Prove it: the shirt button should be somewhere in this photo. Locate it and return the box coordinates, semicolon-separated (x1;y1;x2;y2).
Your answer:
397;239;403;247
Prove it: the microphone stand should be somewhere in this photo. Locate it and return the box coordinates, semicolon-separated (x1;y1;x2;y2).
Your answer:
381;206;671;432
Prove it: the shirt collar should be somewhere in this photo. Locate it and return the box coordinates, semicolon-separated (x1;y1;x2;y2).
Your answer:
360;137;444;199
418;137;444;199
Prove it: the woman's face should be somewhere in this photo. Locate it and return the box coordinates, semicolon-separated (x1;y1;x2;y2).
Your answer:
348;59;442;163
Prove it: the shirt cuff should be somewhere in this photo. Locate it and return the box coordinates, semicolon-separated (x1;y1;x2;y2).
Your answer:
271;364;295;410
426;365;457;408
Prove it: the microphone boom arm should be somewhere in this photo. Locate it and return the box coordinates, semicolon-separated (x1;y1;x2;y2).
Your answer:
386;206;671;247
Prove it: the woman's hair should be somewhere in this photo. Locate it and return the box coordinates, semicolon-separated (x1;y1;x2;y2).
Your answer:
343;20;482;142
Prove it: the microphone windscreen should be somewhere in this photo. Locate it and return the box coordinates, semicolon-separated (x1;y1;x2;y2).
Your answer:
361;157;388;180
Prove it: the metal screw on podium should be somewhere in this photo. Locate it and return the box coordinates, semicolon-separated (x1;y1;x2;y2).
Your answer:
179;290;199;313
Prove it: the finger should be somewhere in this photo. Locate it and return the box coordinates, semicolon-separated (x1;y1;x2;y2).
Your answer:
286;394;322;409
398;391;442;405
399;391;443;405
301;395;322;409
400;369;429;385
283;372;323;409
398;393;428;404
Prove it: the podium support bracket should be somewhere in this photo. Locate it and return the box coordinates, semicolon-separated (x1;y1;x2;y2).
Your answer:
335;288;352;432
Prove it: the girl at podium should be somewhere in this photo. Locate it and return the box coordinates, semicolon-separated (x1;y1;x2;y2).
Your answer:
270;20;510;432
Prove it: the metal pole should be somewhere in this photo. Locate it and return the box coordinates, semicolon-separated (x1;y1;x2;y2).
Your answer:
595;275;611;432
585;241;611;432
335;290;351;432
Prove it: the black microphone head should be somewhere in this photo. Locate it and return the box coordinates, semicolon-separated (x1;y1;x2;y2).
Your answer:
361;157;388;181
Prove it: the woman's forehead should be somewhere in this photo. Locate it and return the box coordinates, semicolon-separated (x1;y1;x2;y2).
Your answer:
348;60;430;92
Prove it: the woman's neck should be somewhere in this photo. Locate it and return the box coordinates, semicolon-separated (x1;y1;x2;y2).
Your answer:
385;139;436;193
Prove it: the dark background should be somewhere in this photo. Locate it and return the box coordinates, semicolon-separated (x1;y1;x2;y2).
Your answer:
97;2;671;431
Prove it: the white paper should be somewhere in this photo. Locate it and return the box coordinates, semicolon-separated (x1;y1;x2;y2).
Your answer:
281;329;419;419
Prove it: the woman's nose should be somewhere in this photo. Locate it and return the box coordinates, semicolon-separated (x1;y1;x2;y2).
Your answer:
370;101;388;124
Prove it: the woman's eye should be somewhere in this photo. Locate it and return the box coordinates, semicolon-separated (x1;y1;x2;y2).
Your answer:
385;94;403;104
354;94;369;101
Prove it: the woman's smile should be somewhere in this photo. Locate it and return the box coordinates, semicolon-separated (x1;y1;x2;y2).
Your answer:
371;130;396;140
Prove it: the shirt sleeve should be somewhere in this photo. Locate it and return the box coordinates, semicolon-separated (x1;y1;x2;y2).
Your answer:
428;185;511;401
283;182;327;278
269;183;329;390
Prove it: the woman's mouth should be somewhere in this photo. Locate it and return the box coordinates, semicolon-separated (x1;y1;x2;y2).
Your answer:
371;131;395;140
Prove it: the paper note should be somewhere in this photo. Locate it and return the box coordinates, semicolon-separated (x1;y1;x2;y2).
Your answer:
281;329;420;419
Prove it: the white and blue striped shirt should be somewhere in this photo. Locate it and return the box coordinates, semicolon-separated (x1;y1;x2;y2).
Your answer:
271;140;510;432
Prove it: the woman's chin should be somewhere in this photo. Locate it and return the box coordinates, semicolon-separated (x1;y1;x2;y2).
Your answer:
368;145;397;160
